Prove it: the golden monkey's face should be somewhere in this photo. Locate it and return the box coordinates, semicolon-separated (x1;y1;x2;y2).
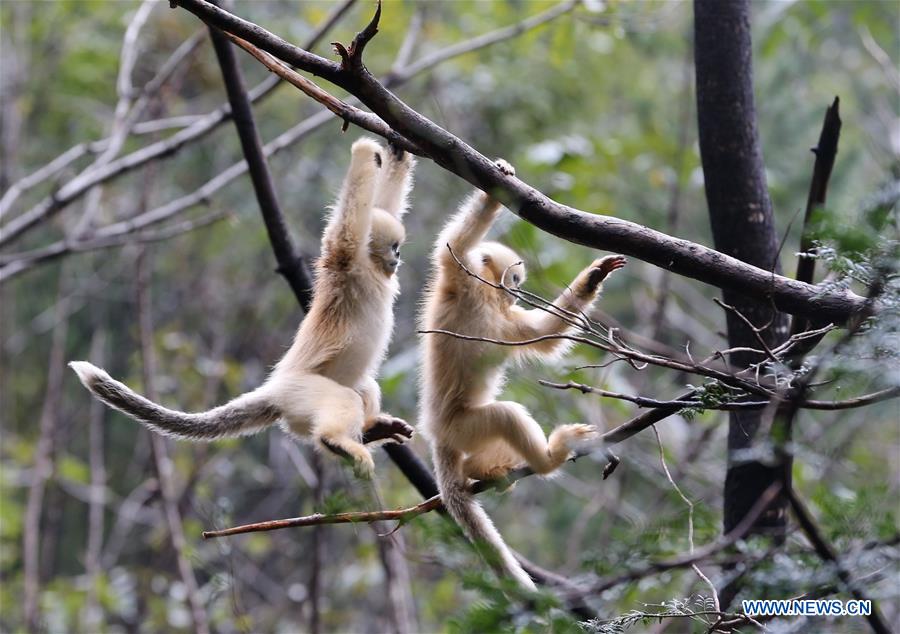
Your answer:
370;208;406;277
477;241;526;304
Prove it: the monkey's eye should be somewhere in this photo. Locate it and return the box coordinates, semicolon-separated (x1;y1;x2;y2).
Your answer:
391;242;400;253
512;274;521;285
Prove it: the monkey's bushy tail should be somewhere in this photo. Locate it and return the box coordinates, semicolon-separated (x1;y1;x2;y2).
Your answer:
434;448;537;592
69;361;280;441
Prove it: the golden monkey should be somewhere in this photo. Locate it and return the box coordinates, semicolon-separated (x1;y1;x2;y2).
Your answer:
71;138;416;478
420;159;626;589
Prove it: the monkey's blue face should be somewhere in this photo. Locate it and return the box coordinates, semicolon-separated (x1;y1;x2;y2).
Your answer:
370;208;406;276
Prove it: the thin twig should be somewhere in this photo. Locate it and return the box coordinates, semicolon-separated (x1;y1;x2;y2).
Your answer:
540;380;900;412
202;495;443;538
652;425;720;613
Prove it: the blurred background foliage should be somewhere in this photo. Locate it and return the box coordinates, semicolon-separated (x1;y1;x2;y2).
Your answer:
1;0;897;632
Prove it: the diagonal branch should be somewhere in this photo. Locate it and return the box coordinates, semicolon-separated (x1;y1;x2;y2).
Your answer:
208;19;314;309
201;393;746;540
223;32;421;155
172;0;869;324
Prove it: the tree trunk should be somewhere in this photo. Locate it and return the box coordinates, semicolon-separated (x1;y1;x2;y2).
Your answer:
694;0;790;536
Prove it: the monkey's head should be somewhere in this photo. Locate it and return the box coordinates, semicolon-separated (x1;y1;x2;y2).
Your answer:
476;241;526;303
369;208;406;277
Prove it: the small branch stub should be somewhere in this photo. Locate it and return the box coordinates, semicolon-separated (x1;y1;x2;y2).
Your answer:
332;0;382;71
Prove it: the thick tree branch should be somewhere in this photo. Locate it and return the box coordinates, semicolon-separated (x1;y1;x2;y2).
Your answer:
208;20;314;309
173;0;868;325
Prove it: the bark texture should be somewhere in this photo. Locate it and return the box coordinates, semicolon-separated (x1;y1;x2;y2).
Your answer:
694;0;790;535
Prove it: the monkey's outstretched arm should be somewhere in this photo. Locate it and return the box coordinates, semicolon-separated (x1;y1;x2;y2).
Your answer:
435;159;516;271
437;191;502;268
373;147;415;218
322;138;383;265
508;255;626;355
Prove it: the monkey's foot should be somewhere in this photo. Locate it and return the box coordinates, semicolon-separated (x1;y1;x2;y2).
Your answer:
494;158;516;177
351;137;384;169
353;453;376;480
362;415;414;445
552;423;599;450
319;436;376;480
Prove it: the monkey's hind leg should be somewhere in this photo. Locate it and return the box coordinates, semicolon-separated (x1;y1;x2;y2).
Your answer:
357;376;413;445
283;375;376;479
459;401;596;476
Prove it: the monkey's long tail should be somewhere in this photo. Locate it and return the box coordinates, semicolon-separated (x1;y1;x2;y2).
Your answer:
69;361;281;441
433;447;537;592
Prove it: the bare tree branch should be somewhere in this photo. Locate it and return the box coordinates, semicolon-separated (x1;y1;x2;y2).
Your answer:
83;330;107;632
223;32;422;155
202;495;444;539
23;270;71;632
0;0;574;283
173;0;869;324
208;19;314;309
540;380;900;412
0;209;231;280
787;96;843;355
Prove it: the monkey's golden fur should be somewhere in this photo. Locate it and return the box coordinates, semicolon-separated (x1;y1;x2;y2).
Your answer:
420;159;626;589
71;138;415;479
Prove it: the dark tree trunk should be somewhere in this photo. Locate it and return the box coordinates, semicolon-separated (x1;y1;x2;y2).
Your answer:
694;0;790;536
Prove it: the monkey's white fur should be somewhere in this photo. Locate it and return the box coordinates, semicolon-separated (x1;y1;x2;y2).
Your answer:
71;138;415;479
420;160;626;590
